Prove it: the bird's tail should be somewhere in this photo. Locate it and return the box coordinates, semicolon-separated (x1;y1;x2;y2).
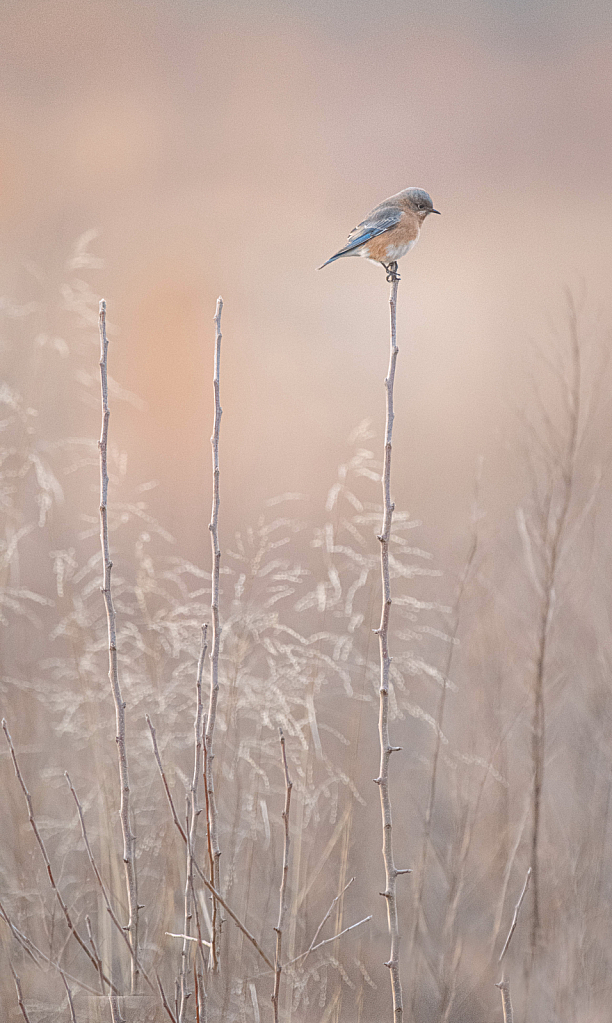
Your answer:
317;252;344;270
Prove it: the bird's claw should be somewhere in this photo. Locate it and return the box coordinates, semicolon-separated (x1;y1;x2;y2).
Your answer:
383;261;400;283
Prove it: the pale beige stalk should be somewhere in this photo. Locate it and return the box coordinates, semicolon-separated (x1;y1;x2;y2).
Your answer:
374;272;410;1021
98;299;139;992
205;297;224;969
272;729;293;1023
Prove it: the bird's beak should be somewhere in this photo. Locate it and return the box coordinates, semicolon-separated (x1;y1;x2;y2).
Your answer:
431;208;441;215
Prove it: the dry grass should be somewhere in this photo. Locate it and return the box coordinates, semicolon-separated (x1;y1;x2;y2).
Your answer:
1;236;612;1022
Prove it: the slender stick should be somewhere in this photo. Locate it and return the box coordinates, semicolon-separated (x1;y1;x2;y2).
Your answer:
98;299;139;992
283;915;372;968
157;973;179;1023
374;270;409;1021
496;868;531;1023
2;720;117;993
496;979;513;1023
10;963;32;1023
272;729;293;1023
146;716;275;971
302;877;355;964
529;294;581;956
179;625;208;1022
0;899;102;996
59;969;78;1023
498;867;531;965
205;297;224;969
65;773;154;992
108;997;126;1023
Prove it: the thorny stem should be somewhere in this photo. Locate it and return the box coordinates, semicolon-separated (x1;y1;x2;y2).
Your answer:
374;273;409;1021
179;625;208;1022
205;297;224;969
272;729;293;1023
98;299;139;992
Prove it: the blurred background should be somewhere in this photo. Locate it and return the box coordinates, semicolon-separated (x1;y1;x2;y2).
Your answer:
1;0;612;1020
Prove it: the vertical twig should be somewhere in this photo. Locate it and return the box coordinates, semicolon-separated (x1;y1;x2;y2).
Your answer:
108;997;126;1023
496;868;531;1023
59;969;78;1023
529;294;581;957
205;297;224;969
496;979;513;1023
374;271;410;1021
10;963;32;1023
85;915;106;994
65;774;154;991
2;720;116;992
99;299;139;992
272;728;293;1023
179;625;208;1021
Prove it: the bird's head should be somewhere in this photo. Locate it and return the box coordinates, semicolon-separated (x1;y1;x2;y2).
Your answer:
402;188;441;219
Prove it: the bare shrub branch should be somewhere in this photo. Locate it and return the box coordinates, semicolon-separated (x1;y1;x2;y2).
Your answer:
205;297;224;969
179;623;208;1022
98;298;139;991
146;715;275;971
2;719;117;993
10;963;32;1023
64;773;155;992
272;728;293;1023
373;272;409;1021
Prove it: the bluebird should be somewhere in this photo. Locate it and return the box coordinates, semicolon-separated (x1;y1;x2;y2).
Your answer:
319;187;440;281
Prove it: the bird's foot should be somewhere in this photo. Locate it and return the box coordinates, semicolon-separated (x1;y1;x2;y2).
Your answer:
383;261;400;283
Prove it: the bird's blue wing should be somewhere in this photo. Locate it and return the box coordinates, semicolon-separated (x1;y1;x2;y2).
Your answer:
319;207;402;267
345;208;402;250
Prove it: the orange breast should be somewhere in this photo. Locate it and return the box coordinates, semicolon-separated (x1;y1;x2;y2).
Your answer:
363;214;420;261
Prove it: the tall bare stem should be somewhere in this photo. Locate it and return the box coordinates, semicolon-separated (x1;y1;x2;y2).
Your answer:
98;299;139;992
179;624;208;1021
272;729;293;1023
205;297;224;969
374;273;410;1021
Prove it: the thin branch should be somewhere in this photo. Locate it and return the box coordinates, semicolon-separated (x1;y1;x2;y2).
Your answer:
10;963;32;1023
166;933;213;947
205;296;224;970
528;302;581;958
495;869;531;1023
0;900;102;997
108;997;126;1023
283;915;372;968
272;728;293;1023
146;715;187;841
85;915;106;995
59;969;78;1023
373;270;408;1021
157;973;179;1023
302;877;355;964
65;773;155;992
98;299;139;992
495;978;513;1023
147;716;275;971
179;624;208;1022
499;868;531;965
1;720;118;993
